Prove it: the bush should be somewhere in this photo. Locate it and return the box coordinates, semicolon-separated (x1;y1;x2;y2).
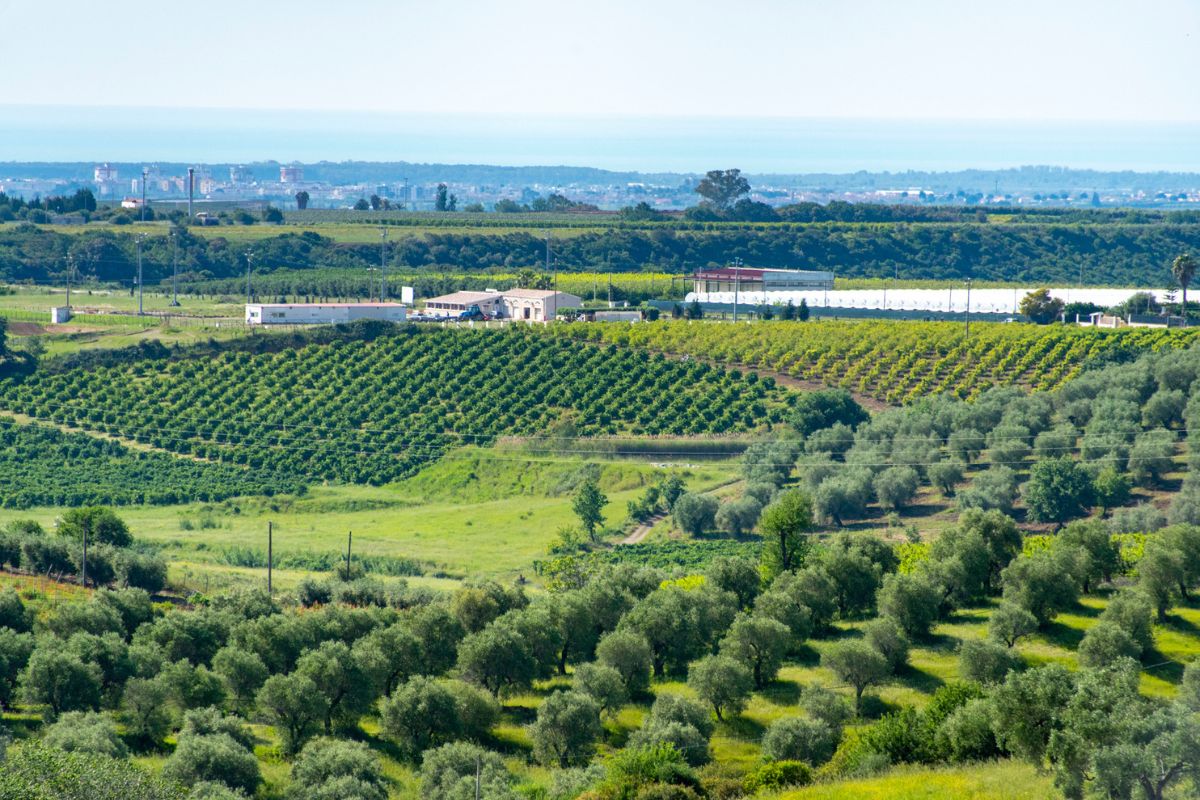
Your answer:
760;716;839;765
420;742;515;800
57;507;132;548
687;654;752;721
0;740;179;800
928;460;965;496
959;639;1022;684
573;662;628;717
1077;621;1140;668
935;698;1000;762
790;389;868;437
530;690;603;768
162;733;262;796
714;498;763;536
42;710;127;758
741;760;812;793
289;737;387;800
1098;589;1155;656
596;629;652;695
875;571;940;638
0;588;32;632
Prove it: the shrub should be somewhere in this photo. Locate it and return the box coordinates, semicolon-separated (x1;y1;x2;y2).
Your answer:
1077;621;1140;668
162;732;262;796
959;639;1022;684
596;629;652;695
573;662;628;717
289;737;387;800
687;654;752;721
531;690;603;768
864;616;910;671
420;742;515;800
873;466;920;511
760;716;839;765
714;498;762;536
741;760;812;794
42;710;127;758
875;571;940;638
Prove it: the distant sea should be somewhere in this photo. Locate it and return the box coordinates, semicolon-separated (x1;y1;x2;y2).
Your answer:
1;106;1198;174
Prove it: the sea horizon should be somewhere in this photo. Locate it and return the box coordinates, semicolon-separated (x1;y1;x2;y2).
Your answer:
1;105;1198;175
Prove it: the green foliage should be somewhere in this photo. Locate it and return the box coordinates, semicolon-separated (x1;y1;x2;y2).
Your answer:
876;571;941;638
820;641;890;714
761;716;839;765
742;760;813;793
758;489;815;577
573;479;608;542
573;662;628;717
56;507;132;548
162;732;261;797
687;654;752;721
288;737;387;800
719;612;789;688
1022;458;1095;525
0;740;181;800
42;711;127;758
419;742;516;800
530;690;603;768
959;639;1023;685
671;493;719;536
790;389;869;437
19;644;102;717
256;673;327;755
596;630;653;695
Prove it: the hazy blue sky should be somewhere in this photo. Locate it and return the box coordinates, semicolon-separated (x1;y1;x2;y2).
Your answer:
1;0;1196;121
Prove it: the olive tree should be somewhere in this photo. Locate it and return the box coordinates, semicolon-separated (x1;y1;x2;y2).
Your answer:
687;654;752;721
529;690;603;768
820;641;890;714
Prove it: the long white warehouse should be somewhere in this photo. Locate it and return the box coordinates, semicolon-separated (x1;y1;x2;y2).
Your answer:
245;302;408;325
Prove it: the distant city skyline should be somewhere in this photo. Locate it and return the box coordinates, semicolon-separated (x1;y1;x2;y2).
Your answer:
0;0;1196;123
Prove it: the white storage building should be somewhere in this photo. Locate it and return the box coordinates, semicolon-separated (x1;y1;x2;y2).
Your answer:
245;302;408;326
423;289;582;321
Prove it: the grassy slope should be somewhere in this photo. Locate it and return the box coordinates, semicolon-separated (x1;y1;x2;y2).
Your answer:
0;454;738;588
772;761;1055;800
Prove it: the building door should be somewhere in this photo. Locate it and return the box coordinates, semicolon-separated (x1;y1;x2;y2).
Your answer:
524;307;531;320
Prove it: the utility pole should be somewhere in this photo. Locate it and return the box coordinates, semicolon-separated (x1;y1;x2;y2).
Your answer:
136;235;144;315
379;227;388;301
245;250;254;305
65;254;73;310
474;754;481;800
732;257;743;322
267;521;273;595
80;525;87;589
345;530;353;578
140;168;147;223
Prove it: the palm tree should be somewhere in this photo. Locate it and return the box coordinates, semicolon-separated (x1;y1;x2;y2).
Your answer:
1172;253;1197;319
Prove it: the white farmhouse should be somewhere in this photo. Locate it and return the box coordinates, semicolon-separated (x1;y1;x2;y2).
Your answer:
423;289;582;322
245;302;408;325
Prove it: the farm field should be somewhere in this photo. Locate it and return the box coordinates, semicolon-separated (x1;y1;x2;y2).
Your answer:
0;454;738;587
553;319;1200;403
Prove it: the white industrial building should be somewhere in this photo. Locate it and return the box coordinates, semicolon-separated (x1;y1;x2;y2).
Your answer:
423;289;582;322
245;302;408;326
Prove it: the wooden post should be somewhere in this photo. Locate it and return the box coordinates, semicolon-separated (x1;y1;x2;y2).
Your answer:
346;530;353;578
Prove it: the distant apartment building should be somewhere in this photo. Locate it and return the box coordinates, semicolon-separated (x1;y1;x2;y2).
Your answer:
280;165;304;183
691;267;835;294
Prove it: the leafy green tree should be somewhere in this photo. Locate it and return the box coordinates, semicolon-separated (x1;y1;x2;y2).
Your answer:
572;479;608;542
530;690;603;768
572;662;628;717
295;190;309;210
935;699;1001;763
813;473;872;526
758;489;814;577
180;707;255;751
753;582;814;643
990;665;1074;764
1098;589;1155;657
289;737;387;800
1128;429;1177;487
57;507;132;548
120;677;172;749
420;742;516;800
820;641;889;714
19;645;102;717
789;389;868;437
761;716;839;766
456;617;537;696
380;676;463;758
876;571;941;638
694;168;750;209
864;616;910;672
297;640;377;733
714;497;763;536
1078;621;1140;669
1022;458;1094;527
43;710;127;758
956;465;1019;514
705;556;761;609
672;492;718;535
765;568;835;633
1001;552;1080;625
928;460;965;496
1019;288;1065;324
0;588;32;632
256;673;328;755
687;654;752;721
873;466;920;511
595;629;652;694
628;692;714;766
719;612;789;688
988;602;1038;647
211;646;268;712
0;740;180;800
959;639;1022;684
0;627;34;709
162;732;261;797
1138;540;1186;619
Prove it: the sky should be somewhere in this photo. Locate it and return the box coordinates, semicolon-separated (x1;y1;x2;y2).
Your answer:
1;0;1197;121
